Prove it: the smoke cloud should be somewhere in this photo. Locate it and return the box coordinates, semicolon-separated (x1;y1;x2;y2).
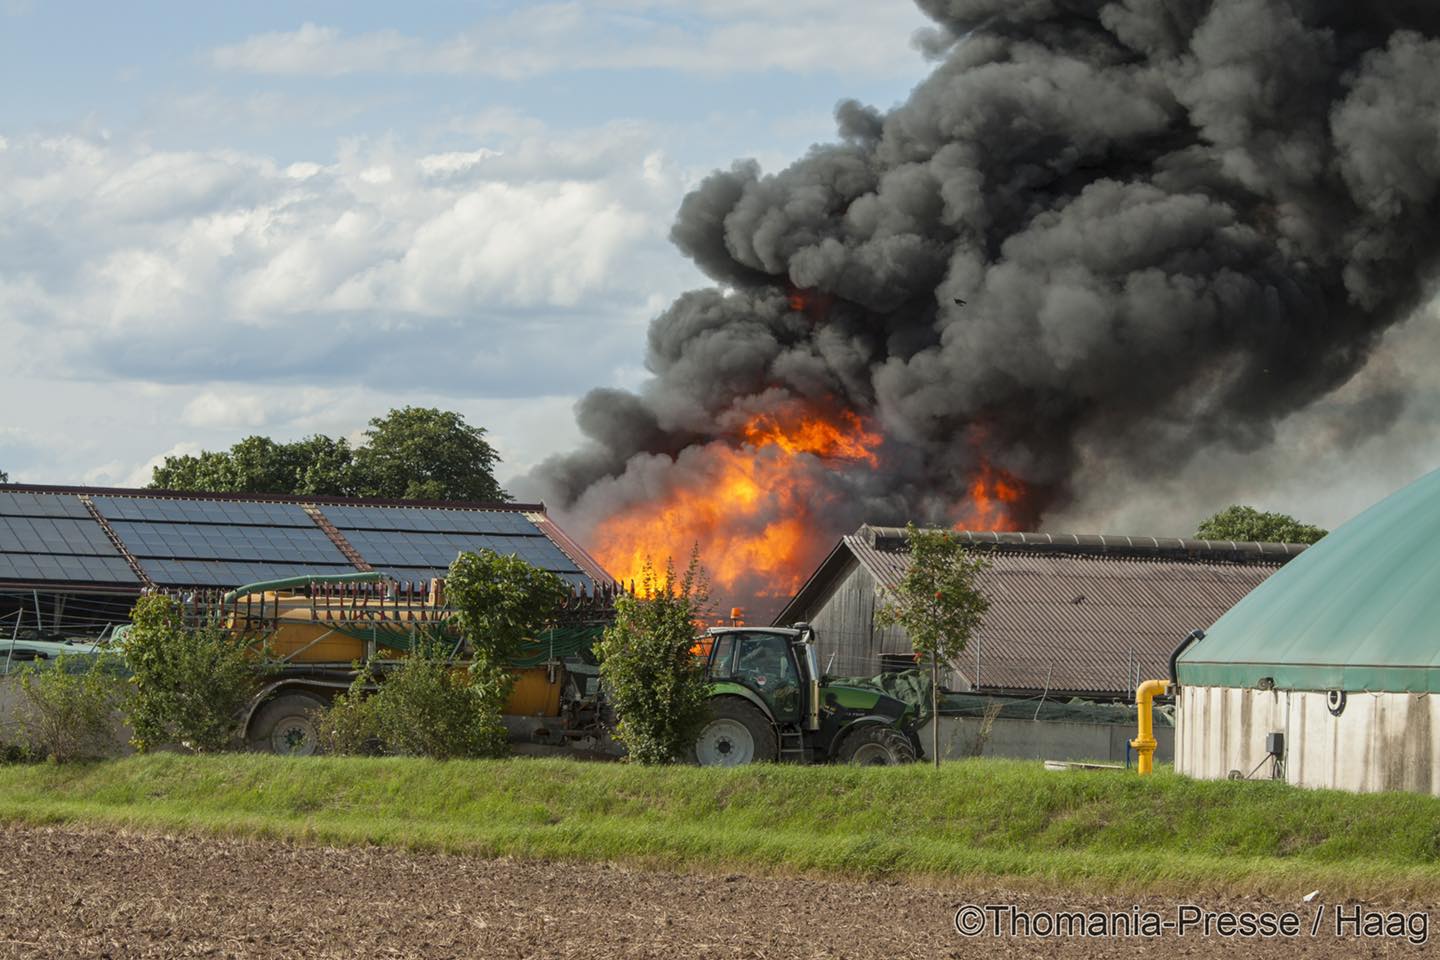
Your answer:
527;0;1440;601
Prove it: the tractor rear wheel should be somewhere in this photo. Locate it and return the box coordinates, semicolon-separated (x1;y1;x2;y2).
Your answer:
835;725;917;765
692;698;776;767
248;693;327;756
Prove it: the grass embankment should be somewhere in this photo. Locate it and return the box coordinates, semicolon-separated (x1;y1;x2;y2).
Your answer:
0;754;1436;898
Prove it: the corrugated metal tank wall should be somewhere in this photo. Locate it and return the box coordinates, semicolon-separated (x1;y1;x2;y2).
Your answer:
1178;685;1440;793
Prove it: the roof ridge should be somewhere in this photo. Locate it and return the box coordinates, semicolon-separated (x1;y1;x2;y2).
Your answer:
0;482;542;514
857;524;1310;559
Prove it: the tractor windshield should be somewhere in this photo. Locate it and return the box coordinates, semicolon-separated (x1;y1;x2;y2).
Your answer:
731;632;800;723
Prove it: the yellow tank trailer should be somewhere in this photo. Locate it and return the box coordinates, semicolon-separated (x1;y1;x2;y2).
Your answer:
188;572;616;754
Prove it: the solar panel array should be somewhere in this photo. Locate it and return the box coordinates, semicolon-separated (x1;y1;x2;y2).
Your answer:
94;497;308;526
327;505;587;588
0;492;601;592
92;497;355;588
0;493;138;585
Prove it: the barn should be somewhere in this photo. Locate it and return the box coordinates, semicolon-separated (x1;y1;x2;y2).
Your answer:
1176;468;1440;794
0;482;614;651
774;525;1307;701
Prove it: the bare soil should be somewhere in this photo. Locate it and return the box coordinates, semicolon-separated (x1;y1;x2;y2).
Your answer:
0;824;1428;958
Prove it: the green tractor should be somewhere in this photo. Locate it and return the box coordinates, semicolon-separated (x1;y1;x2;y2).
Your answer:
692;623;921;766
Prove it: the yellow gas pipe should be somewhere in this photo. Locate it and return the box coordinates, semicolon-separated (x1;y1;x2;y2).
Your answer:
1130;679;1170;776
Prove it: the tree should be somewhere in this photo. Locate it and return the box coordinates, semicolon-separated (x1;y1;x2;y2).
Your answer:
121;595;262;752
876;524;990;768
1196;505;1327;544
148;407;507;502
595;554;712;765
151;436;357;497
0;469;8;483
353;407;507;502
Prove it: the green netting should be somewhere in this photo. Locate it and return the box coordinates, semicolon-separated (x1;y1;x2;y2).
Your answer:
510;626;605;667
0;646;125;677
313;622;603;667
828;670;1172;727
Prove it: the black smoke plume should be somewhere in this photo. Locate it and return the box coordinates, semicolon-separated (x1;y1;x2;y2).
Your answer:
527;0;1440;603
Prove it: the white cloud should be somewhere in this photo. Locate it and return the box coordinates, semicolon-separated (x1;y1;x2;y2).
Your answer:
208;2;931;79
419;149;503;177
0;118;699;396
210;22;419;77
182;392;274;430
124;441;203;489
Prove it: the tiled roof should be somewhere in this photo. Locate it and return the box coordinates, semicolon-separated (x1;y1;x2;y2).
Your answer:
777;524;1306;698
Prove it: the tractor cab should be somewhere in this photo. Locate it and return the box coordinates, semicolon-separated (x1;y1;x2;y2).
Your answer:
701;623;820;731
692;623;918;767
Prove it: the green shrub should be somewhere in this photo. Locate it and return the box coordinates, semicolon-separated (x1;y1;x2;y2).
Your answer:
314;670;384;756
446;549;567;671
368;637;507;760
122;595;263;753
318;550;564;760
17;654;128;763
0;743;38;764
596;554;711;765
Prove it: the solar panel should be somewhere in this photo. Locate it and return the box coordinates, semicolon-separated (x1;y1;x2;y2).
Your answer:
0;552;137;584
323;505;537;536
0;516;122;557
343;530;579;572
0;492;93;519
93;497;315;527
140;558;357;588
108;521;349;565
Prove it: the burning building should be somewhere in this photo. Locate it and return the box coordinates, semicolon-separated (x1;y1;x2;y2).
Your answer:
526;1;1440;618
775;525;1306;700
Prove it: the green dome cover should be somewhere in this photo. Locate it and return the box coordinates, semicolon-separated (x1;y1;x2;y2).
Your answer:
1178;468;1440;692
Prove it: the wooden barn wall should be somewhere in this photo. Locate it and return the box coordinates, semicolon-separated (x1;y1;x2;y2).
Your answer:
792;559;966;687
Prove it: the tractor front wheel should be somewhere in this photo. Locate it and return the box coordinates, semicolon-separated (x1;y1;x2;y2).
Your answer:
692;698;776;767
835;725;917;765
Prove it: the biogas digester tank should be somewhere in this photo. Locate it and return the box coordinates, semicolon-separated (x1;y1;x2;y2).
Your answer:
1176;468;1440;794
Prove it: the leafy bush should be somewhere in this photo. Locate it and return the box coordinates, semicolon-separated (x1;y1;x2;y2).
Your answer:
313;676;383;756
122;594;263;753
0;743;37;764
318;550;564;760
17;654;128;763
374;638;508;759
445;548;567;751
595;555;711;765
446;549;567;669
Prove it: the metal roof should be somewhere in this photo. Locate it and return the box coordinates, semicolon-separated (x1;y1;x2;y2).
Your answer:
776;524;1303;698
0;483;614;594
1178;467;1440;692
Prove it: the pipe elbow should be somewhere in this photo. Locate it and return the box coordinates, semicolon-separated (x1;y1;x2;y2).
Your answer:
1136;679;1170;703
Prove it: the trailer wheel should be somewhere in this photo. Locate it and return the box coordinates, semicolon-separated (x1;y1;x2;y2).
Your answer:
835;725;917;765
692;698;776;767
248;693;326;756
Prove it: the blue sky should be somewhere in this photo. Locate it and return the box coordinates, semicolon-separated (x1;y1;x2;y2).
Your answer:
0;0;934;488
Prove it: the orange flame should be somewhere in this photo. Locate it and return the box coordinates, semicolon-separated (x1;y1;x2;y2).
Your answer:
593;408;881;607
786;286;835;320
740;410;881;466
953;459;1027;531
